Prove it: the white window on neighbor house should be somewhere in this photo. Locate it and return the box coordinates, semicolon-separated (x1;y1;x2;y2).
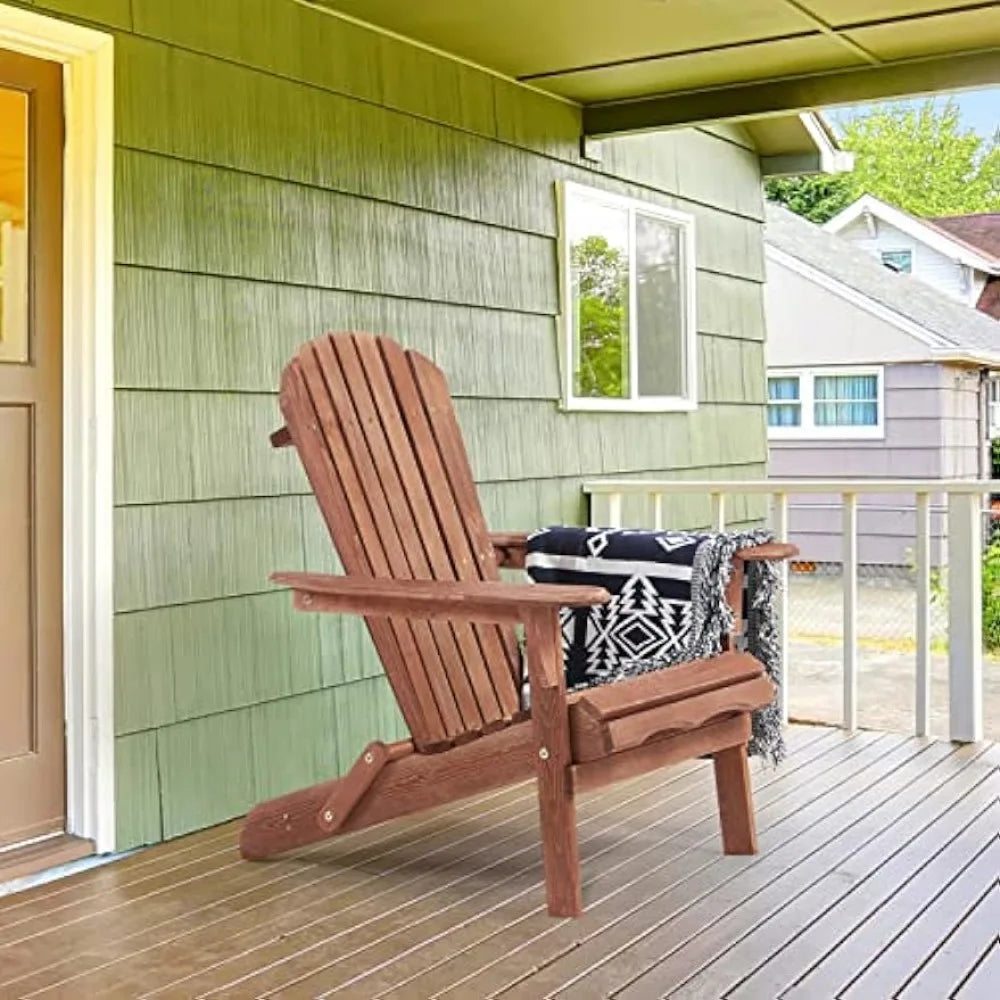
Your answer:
767;374;802;428
767;367;884;440
988;377;1000;438
881;249;913;274
559;180;697;411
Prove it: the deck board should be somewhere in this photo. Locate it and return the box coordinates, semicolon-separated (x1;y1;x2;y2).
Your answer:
898;881;1000;1000
533;735;952;1000
839;834;1000;1000
954;941;998;1000
697;741;996;1000
443;731;905;1000
0;726;994;1000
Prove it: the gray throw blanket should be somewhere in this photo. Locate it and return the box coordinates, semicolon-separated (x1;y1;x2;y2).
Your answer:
524;526;785;764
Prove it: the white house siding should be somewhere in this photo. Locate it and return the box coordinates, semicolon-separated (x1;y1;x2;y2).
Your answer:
837;216;979;307
769;364;982;566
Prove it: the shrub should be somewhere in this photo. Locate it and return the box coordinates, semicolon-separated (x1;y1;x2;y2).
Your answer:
982;537;1000;654
906;536;1000;655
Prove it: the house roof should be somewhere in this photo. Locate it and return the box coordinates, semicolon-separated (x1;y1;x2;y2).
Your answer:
765;203;1000;366
929;214;1000;266
313;1;999;134
824;194;1000;275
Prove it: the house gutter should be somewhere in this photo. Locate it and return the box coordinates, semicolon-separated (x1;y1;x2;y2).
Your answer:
933;351;1000;369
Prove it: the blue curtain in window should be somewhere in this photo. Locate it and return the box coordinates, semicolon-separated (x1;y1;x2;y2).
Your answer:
815;375;877;426
767;376;800;427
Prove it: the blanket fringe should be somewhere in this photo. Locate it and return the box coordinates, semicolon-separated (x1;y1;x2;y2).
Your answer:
603;529;785;765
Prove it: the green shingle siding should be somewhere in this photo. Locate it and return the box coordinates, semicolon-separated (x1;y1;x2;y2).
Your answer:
26;0;770;849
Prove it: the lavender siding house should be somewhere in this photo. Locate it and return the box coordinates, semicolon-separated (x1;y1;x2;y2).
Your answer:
764;205;1000;568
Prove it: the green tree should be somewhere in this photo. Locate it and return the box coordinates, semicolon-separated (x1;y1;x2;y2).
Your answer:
572;235;629;398
766;98;1000;222
763;173;852;224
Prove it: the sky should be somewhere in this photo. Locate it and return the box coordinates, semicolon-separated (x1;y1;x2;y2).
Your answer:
828;87;1000;140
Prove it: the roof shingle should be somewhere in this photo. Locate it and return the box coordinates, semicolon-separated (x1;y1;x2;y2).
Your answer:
765;203;1000;361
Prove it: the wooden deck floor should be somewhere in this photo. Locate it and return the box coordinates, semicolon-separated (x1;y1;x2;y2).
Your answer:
0;725;996;999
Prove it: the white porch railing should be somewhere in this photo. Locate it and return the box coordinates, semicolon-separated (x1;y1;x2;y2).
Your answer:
583;479;996;744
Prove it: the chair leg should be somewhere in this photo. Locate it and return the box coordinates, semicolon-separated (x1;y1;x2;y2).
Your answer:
713;740;758;854
536;761;582;917
525;609;583;918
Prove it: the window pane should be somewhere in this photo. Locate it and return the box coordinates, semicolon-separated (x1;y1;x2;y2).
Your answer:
0;87;28;363
569;197;629;399
635;212;684;398
815;401;878;426
768;403;801;427
814;374;878;426
814;374;878;401
881;250;912;274
768;376;799;401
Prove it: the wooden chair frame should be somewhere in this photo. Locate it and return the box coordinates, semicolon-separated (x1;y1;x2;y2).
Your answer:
239;333;796;917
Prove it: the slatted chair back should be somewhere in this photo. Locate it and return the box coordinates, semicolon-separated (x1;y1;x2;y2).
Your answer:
279;332;523;751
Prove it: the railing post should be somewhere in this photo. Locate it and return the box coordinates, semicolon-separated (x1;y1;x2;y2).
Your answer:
771;492;790;724
710;492;726;532
947;492;983;743
652;493;663;531
914;492;931;736
842;492;858;731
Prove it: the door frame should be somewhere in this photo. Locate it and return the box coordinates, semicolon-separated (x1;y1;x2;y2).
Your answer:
0;5;115;852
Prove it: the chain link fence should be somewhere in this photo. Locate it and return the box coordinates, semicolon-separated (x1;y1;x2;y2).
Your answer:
784;562;951;734
783;542;998;739
787;562;949;653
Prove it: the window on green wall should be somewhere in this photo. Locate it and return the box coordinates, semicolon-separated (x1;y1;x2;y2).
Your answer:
767;366;884;440
559;181;697;412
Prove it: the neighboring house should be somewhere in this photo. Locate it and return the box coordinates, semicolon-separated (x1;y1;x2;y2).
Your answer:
824;194;1000;318
0;0;992;877
931;213;1000;320
765;203;1000;568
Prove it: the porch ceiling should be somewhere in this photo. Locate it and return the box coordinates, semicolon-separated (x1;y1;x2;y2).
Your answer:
317;1;1000;135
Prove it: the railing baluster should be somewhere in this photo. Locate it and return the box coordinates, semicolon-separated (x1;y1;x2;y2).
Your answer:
608;492;622;528
711;492;726;532
772;491;790;725
842;492;858;731
590;491;623;528
652;493;663;531
915;492;931;737
947;492;983;743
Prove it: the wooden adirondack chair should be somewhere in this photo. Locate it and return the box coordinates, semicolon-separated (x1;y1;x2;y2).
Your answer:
239;332;795;917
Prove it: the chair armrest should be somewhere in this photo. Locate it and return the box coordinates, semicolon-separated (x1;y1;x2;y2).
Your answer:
490;531;529;569
271;572;609;626
270;425;292;448
490;533;798;568
736;542;798;561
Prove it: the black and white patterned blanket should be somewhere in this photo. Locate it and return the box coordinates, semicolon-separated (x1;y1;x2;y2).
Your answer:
525;526;785;763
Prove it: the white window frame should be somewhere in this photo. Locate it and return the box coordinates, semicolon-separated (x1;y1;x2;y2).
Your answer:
987;376;1000;439
558;180;698;413
767;366;885;441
